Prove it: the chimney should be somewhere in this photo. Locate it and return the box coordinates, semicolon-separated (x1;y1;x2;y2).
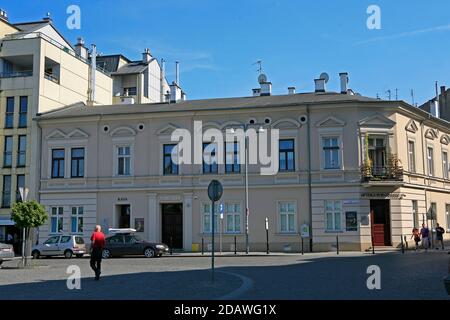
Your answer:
43;12;52;23
288;87;296;95
169;81;182;103
74;37;88;60
260;82;272;96
88;44;97;105
339;72;349;94
314;78;326;93
175;61;180;85
160;58;165;102
252;88;261;97
142;48;151;63
0;9;8;21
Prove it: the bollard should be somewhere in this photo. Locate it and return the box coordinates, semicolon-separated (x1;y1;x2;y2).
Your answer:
371;235;375;254
266;228;269;255
404;235;408;250
310;238;313;253
234;236;237;255
301;237;304;255
401;235;405;254
336;236;339;255
201;237;204;255
170;236;173;255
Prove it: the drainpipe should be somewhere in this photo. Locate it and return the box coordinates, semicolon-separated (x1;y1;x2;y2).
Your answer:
307;105;313;252
420;120;428;227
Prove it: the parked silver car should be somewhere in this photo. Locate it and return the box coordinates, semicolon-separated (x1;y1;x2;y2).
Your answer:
0;243;15;265
32;235;86;259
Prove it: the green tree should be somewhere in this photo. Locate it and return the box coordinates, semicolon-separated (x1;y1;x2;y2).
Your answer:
11;200;47;266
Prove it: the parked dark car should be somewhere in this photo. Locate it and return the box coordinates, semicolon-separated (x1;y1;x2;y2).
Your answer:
102;233;169;259
0;242;15;265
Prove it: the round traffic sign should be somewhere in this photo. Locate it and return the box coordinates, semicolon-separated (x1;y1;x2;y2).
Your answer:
207;180;223;202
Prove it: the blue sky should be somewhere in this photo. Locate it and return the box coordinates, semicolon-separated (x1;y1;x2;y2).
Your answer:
3;0;450;104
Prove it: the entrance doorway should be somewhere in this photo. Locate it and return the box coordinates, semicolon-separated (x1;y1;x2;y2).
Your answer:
116;204;131;228
161;203;183;249
370;200;391;246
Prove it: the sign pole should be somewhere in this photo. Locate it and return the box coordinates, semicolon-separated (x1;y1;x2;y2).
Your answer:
207;180;223;284
211;200;215;283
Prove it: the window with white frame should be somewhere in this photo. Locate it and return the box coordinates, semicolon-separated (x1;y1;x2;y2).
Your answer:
427;147;434;176
412;200;419;229
202;203;219;233
322;137;340;169
278;202;296;233
51;207;64;233
325;200;342;231
117;146;131;176
225;203;241;233
443;151;449;180
71;207;83;233
408;140;416;173
446;204;450;231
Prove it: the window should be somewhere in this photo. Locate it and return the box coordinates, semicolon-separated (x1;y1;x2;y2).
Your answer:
44;236;60;245
430;203;437;229
412;200;419;229
443;151;449;180
225;142;240;173
427;147;434;176
325;200;342;231
51;207;64;233
17;135;26;167
123;87;137;96
225;203;241;233
18;96;27;128
1;175;11;208
71;207;83;233
3;136;13;167
51;149;65;178
203;143;218;174
322;137;340;169
368;137;386;173
60;236;71;243
163;144;178;175
16;174;25;202
5;97;14;128
117;146;131;176
408;141;416;173
279;202;296;233
446;204;450;231
279;139;295;172
202;203;219;233
71;148;85;178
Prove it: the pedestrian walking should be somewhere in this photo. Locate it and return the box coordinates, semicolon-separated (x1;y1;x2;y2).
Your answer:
411;227;421;251
90;225;106;281
420;223;430;252
435;223;445;250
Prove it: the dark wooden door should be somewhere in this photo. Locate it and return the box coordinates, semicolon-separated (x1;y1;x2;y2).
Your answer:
161;204;183;249
370;200;391;246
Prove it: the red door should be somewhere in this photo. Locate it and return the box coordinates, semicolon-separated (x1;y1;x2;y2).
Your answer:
370;200;391;246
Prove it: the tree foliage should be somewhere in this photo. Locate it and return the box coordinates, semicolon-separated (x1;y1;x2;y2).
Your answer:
11;200;48;229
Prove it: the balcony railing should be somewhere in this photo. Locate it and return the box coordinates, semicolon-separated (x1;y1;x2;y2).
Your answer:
44;72;59;84
0;70;33;78
361;165;404;182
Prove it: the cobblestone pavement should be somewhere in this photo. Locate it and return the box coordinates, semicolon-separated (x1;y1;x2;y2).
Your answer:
0;250;449;300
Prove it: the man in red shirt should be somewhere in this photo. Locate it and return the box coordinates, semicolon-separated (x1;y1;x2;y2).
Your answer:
90;225;106;280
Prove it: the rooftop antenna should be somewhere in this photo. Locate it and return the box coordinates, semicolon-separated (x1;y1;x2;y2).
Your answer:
253;60;263;74
386;89;392;101
410;89;415;106
395;88;398;100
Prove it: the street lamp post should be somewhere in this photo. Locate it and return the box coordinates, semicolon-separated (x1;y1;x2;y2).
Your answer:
18;187;29;267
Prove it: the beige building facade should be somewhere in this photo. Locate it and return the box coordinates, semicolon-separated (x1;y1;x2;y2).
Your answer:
36;90;450;252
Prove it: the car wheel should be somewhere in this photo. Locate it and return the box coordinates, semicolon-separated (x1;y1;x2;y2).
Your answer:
144;248;155;258
64;250;73;259
76;254;84;258
158;254;163;257
102;249;111;259
0;260;3;266
32;250;40;259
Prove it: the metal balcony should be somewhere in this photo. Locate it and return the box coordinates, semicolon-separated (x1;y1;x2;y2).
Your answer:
361;165;404;182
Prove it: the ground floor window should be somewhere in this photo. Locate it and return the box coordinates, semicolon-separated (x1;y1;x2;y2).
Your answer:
71;207;84;233
202;203;219;233
325;200;342;231
225;203;241;233
412;200;419;228
51;207;64;233
446;204;450;231
278;201;296;233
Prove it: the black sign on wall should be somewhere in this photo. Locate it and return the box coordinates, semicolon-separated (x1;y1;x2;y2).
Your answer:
346;212;358;231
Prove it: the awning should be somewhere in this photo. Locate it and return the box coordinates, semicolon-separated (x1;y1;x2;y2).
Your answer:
0;218;15;226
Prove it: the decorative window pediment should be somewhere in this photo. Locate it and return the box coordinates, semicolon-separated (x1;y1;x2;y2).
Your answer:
316;116;346;128
157;123;179;136
202;121;221;131
405;120;419;133
358;113;396;128
67;128;89;139
46;129;67;140
110;126;137;137
440;134;450;145
425;128;439;140
271;118;301;129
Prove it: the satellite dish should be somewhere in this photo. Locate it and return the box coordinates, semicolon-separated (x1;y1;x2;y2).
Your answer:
319;72;330;83
258;73;268;84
